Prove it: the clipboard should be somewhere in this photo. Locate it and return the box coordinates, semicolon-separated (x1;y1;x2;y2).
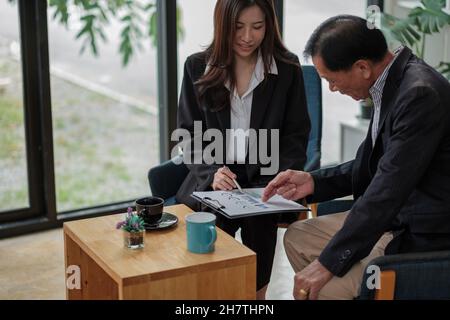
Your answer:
191;188;310;219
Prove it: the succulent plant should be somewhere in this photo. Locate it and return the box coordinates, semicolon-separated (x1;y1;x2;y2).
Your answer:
116;207;145;232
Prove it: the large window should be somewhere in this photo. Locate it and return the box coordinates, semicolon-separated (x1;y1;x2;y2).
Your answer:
285;0;366;165
177;0;215;89
0;1;29;212
47;2;159;211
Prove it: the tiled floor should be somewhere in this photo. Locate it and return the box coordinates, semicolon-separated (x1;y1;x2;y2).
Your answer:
0;228;65;300
0;226;294;300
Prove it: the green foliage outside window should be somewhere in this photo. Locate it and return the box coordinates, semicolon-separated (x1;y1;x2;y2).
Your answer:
47;0;184;66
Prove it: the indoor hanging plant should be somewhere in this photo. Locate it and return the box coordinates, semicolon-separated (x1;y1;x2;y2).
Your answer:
116;207;146;249
360;0;450;119
376;0;450;79
359;97;374;120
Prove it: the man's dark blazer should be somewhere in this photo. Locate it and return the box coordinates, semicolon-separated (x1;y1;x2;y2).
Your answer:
309;47;450;277
175;51;311;210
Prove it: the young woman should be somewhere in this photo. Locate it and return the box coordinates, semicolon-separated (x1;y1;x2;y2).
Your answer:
176;0;310;299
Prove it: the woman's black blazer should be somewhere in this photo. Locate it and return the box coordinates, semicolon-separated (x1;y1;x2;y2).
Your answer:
175;51;311;209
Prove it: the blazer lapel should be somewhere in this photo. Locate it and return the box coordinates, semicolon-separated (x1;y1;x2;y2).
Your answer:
353;116;375;191
215;105;230;131
373;47;412;146
250;75;276;130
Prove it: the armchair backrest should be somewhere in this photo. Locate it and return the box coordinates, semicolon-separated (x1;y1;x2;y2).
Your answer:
148;155;189;200
302;65;323;172
359;250;450;300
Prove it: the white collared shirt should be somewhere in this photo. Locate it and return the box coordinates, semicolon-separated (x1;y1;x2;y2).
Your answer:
225;52;278;163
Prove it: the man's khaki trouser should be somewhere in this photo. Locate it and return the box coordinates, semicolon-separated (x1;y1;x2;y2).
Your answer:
284;211;393;300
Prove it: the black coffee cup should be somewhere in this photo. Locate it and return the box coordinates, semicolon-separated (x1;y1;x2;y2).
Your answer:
136;196;164;225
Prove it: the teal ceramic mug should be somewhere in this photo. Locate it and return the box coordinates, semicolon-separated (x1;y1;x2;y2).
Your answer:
185;212;217;254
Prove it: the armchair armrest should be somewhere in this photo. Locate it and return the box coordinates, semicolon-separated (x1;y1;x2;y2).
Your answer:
359;250;450;300
316;199;354;216
148;155;189;200
304;151;321;172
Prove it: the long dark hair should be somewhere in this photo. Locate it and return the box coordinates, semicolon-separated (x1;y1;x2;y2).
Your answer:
196;0;297;112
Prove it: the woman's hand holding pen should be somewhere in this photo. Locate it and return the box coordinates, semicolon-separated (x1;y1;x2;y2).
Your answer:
212;166;238;191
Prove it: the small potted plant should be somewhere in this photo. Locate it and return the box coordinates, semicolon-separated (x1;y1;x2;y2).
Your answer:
359;97;373;120
116;207;146;249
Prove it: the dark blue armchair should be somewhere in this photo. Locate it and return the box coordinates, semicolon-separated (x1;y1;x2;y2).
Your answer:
148;65;323;205
302;65;322;172
148;155;188;206
360;250;450;299
317;200;450;299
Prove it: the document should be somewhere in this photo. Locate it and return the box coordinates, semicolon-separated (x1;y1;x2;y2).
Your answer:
192;188;309;219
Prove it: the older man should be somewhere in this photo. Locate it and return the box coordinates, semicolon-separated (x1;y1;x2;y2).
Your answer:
263;15;450;299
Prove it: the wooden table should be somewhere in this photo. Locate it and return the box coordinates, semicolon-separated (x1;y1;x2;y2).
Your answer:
63;204;256;300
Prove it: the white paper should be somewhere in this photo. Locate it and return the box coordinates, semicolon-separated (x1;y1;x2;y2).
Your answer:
193;188;308;218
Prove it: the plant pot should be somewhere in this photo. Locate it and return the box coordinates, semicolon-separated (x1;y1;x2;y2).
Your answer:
359;99;373;120
123;230;145;249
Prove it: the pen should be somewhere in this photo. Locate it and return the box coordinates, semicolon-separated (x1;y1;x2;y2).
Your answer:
232;177;244;193
223;166;243;193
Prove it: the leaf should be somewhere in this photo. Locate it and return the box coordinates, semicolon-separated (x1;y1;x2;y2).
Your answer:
121;15;132;22
149;11;158;47
81;14;96;22
436;62;450;80
121;25;131;37
98;6;110;23
409;0;450;34
119;23;133;66
133;24;144;39
96;27;108;42
77;0;97;11
177;6;185;41
144;3;155;11
79;37;89;55
106;0;124;15
48;0;70;26
381;13;421;47
90;32;98;56
147;5;184;51
122;48;132;66
75;22;92;40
